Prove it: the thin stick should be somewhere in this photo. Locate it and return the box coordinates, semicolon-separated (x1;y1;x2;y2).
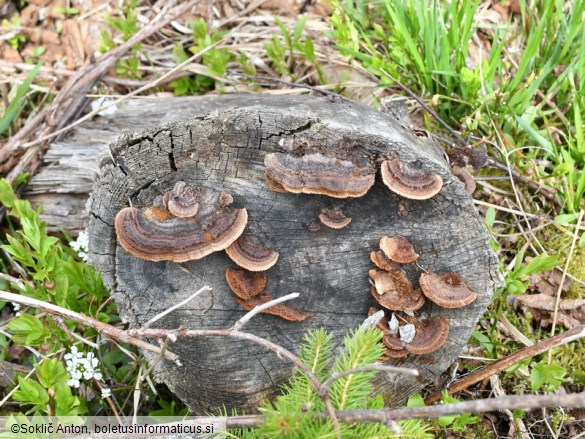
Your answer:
141;336;171;379
0;0;192;164
473;199;542;218
329;392;585;424
318;363;419;398
53;316;99;350
231;73;350;101
379;68;468;148
129;327;342;437
0;367;36;409
133;364;144;425
424;324;585;404
548;209;584;362
143;286;211;328
14;40;223;153
219;392;585;429
0;290;178;363
232;292;299;331
485;157;560;206
0;273;26;290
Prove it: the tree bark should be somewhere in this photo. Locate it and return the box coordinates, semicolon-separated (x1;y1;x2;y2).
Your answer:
44;94;501;414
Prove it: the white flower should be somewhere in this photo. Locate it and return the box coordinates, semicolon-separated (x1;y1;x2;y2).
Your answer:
64;347;104;389
85;352;99;369
69;231;89;261
101;388;111;399
67;378;80;388
64;346;84;363
11;302;21;317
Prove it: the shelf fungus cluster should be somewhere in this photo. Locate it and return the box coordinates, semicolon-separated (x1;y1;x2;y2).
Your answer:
368;235;477;358
263;152;377;198
115;181;307;320
225;268;312;321
380;158;443;200
115;181;281;269
264;152;445;202
114;182;247;263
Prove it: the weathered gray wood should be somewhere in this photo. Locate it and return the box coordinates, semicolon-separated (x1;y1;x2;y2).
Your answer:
25;95;263;232
46;93;500;414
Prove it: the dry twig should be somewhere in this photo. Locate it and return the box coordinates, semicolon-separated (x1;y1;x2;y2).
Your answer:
0;290;179;363
425;324;585;405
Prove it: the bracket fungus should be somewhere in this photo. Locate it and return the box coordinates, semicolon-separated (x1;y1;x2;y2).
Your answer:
263;172;288;193
402;315;449;355
166;181;200;218
370;250;398;271
225;235;279;272
419;271;478;308
264;152;376;198
380;158;443;200
235;292;312;321
318;207;351;229
379;235;419;264
369;268;425;311
225;268;266;300
114;184;247;262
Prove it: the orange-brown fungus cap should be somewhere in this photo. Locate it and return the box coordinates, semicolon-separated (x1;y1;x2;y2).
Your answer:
167;181;200;218
380;158;443;200
370;251;399;271
235;292;312;321
369;268;424;310
263;172;288;193
371;284;424;312
379;235;419;263
382;346;408;359
419;271;478;308
114;185;247;262
318;208;351;229
225;235;279;271
451;166;475;194
403;316;449;355
264;152;376;198
225;268;266;300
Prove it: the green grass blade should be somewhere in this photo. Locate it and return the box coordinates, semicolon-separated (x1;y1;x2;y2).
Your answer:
0;63;41;136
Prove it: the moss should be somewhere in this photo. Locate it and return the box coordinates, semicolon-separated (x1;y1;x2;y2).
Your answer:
550;341;585;372
537;229;585;298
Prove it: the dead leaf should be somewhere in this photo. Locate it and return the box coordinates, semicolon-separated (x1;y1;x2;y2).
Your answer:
529;268;571;296
509;293;585;329
20;4;39;26
63;19;85;68
0;45;23;63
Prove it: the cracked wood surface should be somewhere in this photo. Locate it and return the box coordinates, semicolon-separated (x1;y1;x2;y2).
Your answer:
77;94;498;413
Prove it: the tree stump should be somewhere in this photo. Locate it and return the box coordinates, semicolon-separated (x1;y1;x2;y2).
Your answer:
86;93;501;414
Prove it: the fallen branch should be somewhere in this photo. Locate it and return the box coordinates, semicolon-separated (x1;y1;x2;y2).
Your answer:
326;392;585;425
0;0;202;187
215;391;585;429
4;288;582;432
425;324;585;404
0;290;179;363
